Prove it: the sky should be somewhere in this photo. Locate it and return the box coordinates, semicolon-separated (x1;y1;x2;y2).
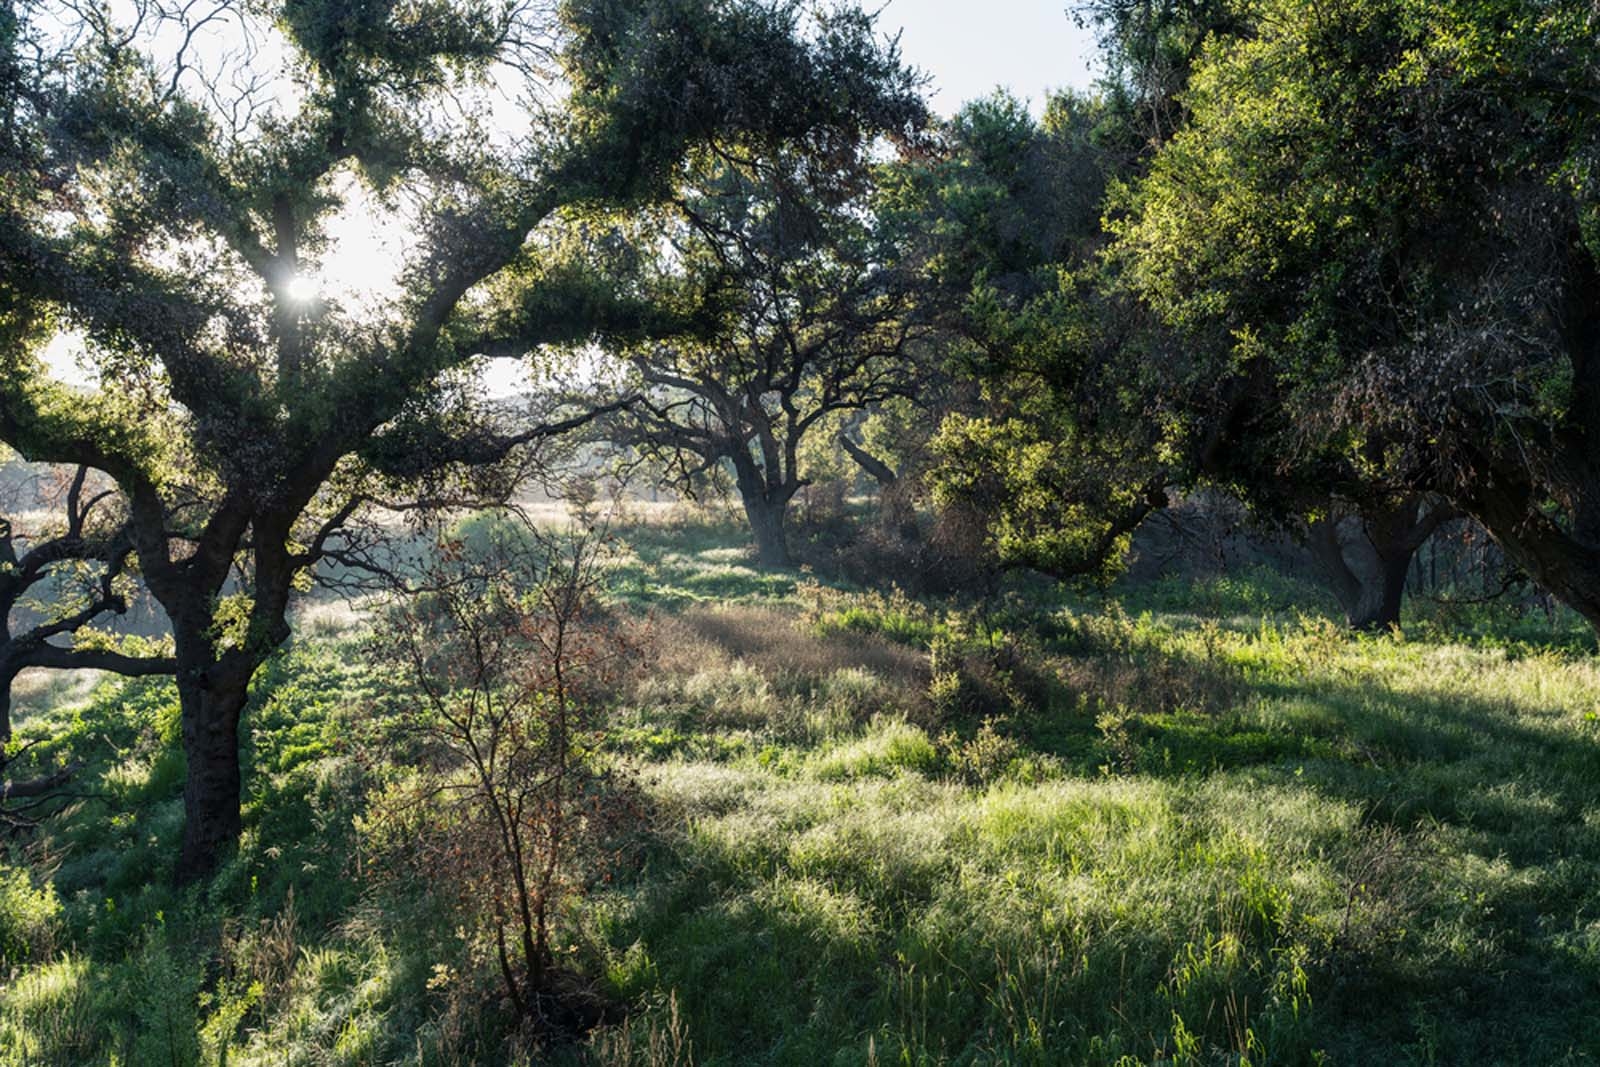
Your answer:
880;0;1101;115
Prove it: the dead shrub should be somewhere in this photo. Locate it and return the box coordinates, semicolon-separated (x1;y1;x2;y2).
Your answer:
367;519;638;1037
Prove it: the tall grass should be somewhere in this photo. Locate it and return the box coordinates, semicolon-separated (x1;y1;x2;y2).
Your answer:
4;516;1600;1063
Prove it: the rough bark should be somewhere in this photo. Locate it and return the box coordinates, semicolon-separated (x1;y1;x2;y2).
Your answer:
174;660;250;882
731;450;798;569
1365;550;1411;631
742;494;793;570
1306;516;1366;623
1;0;929;881
0;481;176;742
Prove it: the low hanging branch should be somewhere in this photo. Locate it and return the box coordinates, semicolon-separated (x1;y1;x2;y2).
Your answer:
838;428;898;487
1;464;176;815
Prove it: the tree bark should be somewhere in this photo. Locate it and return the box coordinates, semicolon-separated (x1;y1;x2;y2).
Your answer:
1360;549;1412;632
1306;516;1367;624
731;451;796;569
742;495;792;570
0;661;15;745
1464;475;1600;635
2;760;81;801
838;432;920;540
175;662;249;883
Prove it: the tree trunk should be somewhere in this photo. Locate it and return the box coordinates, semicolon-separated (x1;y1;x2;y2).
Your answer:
0;661;14;745
1307;495;1452;632
1307;516;1365;625
742;495;792;569
2;760;81;801
1352;549;1411;632
731;453;795;569
1465;476;1600;636
838;432;897;488
175;662;250;883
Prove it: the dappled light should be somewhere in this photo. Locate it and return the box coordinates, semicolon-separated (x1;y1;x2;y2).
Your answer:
5;0;1600;1062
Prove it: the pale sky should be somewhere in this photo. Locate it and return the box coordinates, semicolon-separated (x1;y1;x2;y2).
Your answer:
880;0;1101;115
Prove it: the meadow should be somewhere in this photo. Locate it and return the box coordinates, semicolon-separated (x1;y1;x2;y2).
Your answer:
4;507;1600;1065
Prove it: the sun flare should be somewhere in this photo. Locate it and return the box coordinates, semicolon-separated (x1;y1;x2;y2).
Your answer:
284;274;319;304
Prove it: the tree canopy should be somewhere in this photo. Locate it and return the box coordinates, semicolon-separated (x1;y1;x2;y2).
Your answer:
602;135;929;567
1110;0;1600;625
0;0;925;878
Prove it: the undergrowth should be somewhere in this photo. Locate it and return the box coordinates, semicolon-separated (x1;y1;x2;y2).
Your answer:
3;513;1599;1064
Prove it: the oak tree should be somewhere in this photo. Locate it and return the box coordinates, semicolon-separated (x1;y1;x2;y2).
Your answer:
0;0;924;878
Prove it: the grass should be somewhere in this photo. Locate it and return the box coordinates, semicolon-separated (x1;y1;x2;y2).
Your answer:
4;510;1600;1063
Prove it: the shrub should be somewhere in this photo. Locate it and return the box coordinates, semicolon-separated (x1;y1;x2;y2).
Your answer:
369;519;638;1034
941;718;1023;786
0;863;59;967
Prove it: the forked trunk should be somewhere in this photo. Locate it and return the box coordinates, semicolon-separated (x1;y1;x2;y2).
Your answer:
1308;495;1451;632
1350;551;1412;632
732;453;795;570
1363;556;1414;630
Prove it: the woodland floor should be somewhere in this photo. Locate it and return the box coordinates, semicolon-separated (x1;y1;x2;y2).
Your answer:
4;507;1600;1065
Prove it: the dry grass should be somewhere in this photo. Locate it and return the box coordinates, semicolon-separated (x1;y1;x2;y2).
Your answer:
9;669;105;728
667;605;928;692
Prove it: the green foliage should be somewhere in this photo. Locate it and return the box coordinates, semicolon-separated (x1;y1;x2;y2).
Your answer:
890;88;1176;580
1107;0;1600;613
932;412;1150;580
599;120;933;569
3;0;933;883
0;863;59;967
799;580;940;648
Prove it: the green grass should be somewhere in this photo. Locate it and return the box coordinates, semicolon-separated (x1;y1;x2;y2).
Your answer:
5;513;1600;1064
602;509;803;609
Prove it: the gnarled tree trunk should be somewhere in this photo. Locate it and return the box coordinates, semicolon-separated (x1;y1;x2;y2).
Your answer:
741;494;793;570
732;452;797;570
1307;495;1454;631
1463;475;1600;636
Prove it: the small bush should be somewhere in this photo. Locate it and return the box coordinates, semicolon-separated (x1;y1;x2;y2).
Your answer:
368;519;637;1034
941;718;1023;786
0;863;60;966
